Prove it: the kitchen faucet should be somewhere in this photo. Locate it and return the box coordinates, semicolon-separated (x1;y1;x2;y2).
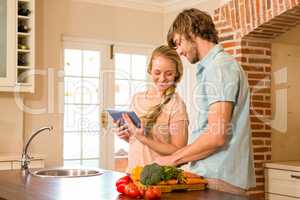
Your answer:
21;126;53;170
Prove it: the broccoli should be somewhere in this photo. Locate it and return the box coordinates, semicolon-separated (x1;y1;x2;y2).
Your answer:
140;163;163;185
140;163;184;185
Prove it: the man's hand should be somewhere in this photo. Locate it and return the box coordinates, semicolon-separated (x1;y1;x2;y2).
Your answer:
155;155;177;166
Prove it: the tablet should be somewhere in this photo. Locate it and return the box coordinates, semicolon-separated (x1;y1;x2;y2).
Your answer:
106;109;141;128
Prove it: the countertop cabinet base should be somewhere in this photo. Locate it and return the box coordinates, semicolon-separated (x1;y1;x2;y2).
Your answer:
265;161;300;200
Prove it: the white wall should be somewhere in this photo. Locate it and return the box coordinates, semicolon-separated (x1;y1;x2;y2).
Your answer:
0;93;23;154
271;42;300;161
271;24;300;161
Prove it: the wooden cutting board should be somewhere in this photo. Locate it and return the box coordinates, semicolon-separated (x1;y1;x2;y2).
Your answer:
134;181;207;193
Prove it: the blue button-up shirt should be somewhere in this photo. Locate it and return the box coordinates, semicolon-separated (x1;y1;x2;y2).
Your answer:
189;44;256;189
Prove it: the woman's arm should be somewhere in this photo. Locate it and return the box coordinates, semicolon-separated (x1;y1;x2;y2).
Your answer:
137;120;188;155
122;113;188;155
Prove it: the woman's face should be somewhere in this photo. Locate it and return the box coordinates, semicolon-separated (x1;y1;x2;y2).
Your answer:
150;56;177;92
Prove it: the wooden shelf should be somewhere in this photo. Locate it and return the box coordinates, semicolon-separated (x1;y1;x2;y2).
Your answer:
17;66;32;69
17;32;31;36
17;0;34;92
16;82;32;86
17;49;31;53
18;15;30;19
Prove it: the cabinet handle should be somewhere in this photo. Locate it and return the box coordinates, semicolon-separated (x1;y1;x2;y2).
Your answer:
291;175;300;179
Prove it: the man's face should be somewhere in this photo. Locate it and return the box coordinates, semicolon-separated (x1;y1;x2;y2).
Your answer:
173;33;199;64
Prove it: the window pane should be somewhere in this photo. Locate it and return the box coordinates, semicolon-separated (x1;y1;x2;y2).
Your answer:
64;160;81;167
115;80;130;106
64;48;102;169
131;80;149;95
115;53;130;79
82;159;99;168
83;132;99;158
114;137;129;155
64;105;82;132
83;50;100;77
64;77;82;104
131;54;147;80
82;78;99;104
82;105;99;131
64;49;82;76
114;105;129;110
64;132;81;159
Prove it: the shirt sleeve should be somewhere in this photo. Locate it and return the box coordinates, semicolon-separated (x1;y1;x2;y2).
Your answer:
169;94;189;123
204;62;240;106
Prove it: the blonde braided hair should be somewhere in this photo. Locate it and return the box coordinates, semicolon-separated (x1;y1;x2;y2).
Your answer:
141;45;183;135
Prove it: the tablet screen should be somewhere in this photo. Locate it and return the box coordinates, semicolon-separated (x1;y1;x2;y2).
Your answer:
106;109;141;128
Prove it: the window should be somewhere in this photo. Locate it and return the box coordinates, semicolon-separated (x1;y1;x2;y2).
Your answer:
62;39;154;171
114;52;150;159
63;49;101;168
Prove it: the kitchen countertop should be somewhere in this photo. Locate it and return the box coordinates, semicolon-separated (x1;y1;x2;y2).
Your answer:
0;169;254;200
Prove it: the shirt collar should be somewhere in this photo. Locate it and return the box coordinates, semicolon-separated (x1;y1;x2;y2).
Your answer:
196;44;224;72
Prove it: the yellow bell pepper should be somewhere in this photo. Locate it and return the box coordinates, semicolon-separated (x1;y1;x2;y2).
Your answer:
130;166;143;181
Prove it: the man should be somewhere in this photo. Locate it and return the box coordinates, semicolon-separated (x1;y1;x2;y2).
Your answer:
155;8;256;195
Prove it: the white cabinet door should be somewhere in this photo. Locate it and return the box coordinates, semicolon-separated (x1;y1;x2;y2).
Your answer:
0;0;15;86
266;193;299;200
266;168;300;198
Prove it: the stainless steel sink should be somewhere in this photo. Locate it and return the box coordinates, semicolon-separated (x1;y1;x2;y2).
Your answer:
32;168;103;178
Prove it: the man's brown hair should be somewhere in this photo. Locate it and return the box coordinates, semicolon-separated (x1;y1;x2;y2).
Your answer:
167;8;218;48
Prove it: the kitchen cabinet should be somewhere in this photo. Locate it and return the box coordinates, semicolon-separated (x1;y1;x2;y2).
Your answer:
0;0;35;92
265;161;300;200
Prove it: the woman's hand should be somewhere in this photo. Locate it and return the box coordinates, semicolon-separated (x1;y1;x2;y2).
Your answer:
122;113;146;143
113;119;130;142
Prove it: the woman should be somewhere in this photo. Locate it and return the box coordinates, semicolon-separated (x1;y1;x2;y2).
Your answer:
115;45;189;170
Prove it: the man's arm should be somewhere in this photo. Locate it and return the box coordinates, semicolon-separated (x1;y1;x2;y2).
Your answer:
138;120;188;155
156;101;233;166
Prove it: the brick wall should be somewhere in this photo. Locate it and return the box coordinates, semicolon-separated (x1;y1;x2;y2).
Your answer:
213;0;300;199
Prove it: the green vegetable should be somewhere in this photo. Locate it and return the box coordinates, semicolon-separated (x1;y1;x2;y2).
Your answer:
140;163;163;185
140;163;184;185
161;166;183;181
